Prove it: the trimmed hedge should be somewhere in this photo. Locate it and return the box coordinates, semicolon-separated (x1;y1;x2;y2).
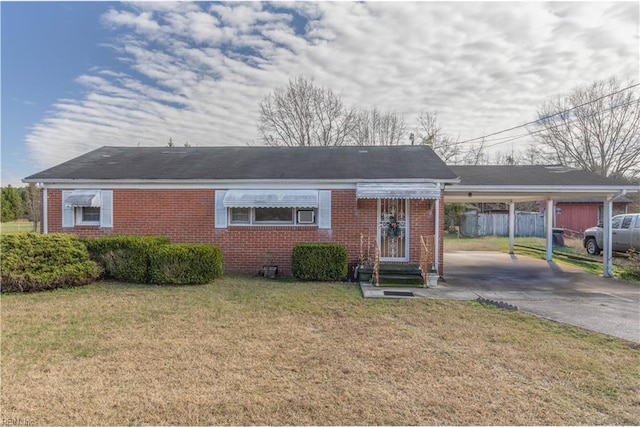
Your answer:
292;243;348;281
1;233;99;292
82;235;170;283
149;243;223;284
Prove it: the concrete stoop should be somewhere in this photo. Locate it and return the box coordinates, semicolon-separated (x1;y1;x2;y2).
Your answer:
359;281;439;299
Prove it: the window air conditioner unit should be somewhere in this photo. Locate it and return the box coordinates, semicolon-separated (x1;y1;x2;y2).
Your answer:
297;210;315;224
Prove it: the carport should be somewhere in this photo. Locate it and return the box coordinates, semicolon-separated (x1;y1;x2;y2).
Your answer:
444;165;639;278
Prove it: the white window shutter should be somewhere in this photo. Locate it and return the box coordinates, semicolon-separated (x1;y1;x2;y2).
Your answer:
62;190;74;228
215;190;227;228
100;190;113;228
318;190;331;229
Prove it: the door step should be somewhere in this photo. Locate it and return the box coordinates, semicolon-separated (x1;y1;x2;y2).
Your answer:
358;263;436;287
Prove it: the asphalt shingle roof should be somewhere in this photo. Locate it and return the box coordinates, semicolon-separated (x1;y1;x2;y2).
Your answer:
25;145;458;182
449;165;635;187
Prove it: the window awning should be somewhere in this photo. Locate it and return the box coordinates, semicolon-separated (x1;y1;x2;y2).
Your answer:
64;190;101;207
356;183;440;200
223;190;319;208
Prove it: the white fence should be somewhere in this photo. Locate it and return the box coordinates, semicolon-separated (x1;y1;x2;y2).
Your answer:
461;211;545;237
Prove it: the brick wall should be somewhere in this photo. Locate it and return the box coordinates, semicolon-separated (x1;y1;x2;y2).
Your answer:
46;188;442;275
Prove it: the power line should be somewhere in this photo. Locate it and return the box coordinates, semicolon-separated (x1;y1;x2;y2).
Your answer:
455;81;640;145
430;97;640;153
478;98;640;150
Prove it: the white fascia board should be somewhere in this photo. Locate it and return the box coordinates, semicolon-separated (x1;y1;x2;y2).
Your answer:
36;178;456;190
444;186;639;203
38;180;353;190
445;185;639;194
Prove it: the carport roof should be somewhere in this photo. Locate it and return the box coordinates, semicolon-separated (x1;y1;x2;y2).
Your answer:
445;165;639;202
450;165;632;186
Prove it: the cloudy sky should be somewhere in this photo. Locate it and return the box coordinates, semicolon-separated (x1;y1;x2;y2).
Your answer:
2;1;638;186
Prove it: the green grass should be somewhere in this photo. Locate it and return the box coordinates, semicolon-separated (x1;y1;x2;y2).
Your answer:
2;277;639;425
0;220;37;234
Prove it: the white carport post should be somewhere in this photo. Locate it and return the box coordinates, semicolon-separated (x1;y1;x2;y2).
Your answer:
603;196;614;278
545;199;554;261
508;201;515;255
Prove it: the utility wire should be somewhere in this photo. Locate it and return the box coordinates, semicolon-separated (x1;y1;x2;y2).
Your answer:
480;98;640;150
454;81;640;145
433;97;640;151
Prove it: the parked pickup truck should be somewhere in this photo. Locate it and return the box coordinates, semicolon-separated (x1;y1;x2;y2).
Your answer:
583;213;640;255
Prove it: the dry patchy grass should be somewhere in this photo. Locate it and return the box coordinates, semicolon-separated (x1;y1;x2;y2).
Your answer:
2;277;639;425
444;235;572;253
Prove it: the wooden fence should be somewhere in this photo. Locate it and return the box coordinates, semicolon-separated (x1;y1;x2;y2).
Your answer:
460;211;545;237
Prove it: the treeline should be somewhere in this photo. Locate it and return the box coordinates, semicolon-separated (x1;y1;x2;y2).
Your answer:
1;184;41;227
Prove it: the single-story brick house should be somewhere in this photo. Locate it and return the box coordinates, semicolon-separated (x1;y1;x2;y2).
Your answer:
24;145;458;276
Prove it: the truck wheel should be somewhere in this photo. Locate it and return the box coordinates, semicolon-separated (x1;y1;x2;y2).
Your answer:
585;238;601;256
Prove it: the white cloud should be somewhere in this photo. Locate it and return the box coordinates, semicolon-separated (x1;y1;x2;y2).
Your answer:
26;1;639;170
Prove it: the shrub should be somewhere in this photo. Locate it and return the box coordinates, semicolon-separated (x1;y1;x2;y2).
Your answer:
82;235;170;283
292;243;348;281
148;243;223;284
620;248;640;281
0;233;99;292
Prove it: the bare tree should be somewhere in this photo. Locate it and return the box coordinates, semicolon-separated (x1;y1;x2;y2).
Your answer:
519;144;548;165
258;76;357;146
461;139;488;165
22;183;41;232
531;77;640;179
413;111;462;163
350;107;408;146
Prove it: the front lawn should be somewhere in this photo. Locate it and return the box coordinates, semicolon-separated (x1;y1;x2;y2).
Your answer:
1;277;639;425
0;220;37;234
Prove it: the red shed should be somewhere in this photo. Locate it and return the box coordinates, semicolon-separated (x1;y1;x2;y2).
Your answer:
538;196;632;237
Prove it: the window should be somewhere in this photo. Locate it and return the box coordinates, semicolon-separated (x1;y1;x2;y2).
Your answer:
230;208;250;224
255;207;294;223
62;190;113;228
229;207;316;225
621;216;633;229
611;216;622;229
80;207;101;224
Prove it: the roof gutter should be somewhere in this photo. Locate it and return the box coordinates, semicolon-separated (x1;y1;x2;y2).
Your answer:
444;184;640;194
27;177;460;187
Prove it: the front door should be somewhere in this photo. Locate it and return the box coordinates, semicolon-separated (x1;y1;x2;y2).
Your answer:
378;198;409;261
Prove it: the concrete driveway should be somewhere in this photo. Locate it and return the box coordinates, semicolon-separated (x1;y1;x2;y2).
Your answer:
429;252;639;343
438;252;640;343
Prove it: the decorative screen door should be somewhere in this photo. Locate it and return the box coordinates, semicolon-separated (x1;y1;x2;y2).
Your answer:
378;198;409;261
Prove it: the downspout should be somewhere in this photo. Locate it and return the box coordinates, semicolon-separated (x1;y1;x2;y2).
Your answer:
434;183;440;276
42;186;48;234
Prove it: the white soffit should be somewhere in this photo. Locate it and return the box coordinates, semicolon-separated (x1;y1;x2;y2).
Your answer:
356;183;440;199
223;190;319;208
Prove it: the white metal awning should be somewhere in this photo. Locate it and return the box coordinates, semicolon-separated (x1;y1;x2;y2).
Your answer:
223;190;319;208
64;190;101;207
356;183;440;199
